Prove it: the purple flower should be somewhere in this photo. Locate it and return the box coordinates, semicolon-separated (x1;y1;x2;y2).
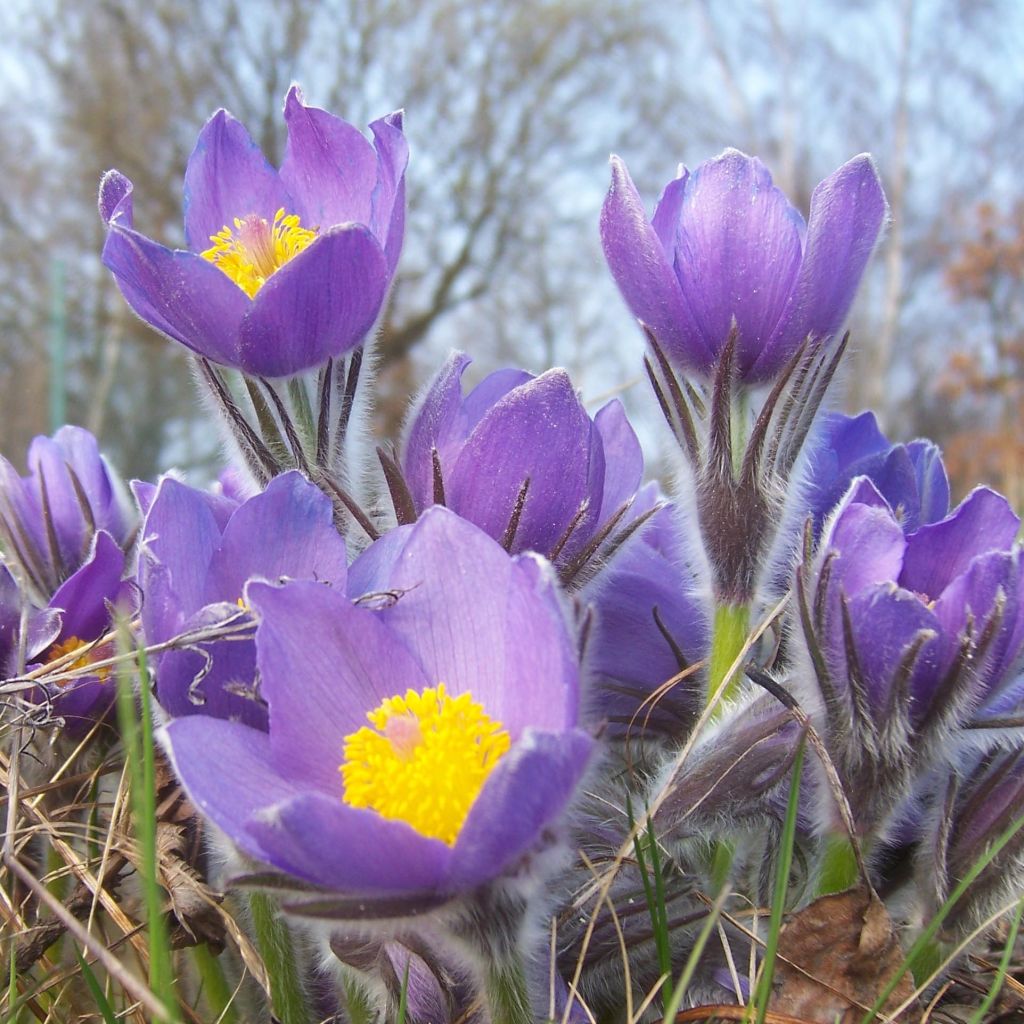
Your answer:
140;471;348;730
0;426;135;600
163;507;592;898
99;86;406;378
601;149;887;381
398;353;647;575
805;411;949;534
797;478;1024;835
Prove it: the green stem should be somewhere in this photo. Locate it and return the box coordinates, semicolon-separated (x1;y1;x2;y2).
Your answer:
192;944;238;1024
707;602;750;709
483;961;532;1024
817;834;861;896
248;892;309;1024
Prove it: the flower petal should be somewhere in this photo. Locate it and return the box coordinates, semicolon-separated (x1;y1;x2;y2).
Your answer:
49;532;125;641
246;791;450;892
447;369;599;556
368;507;579;736
248;579;431;792
900;488;1020;600
238;224;388;377
183;109;291;252
279;86;380;230
755;154;886;379
203;471;347;604
674;149;804;377
594;399;644;519
164;716;299;864
600;157;708;370
369;110;409;273
448;728;593;888
101;224;250;366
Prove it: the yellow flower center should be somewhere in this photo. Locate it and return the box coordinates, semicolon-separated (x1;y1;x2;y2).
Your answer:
46;636;110;686
201;208;317;297
340;683;511;845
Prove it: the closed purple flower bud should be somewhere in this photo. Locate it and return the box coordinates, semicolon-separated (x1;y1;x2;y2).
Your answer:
0;426;135;600
601;150;887;382
796;478;1024;836
399;353;647;578
162;507;593;903
805;411;949;535
99;86;406;378
140;471;348;730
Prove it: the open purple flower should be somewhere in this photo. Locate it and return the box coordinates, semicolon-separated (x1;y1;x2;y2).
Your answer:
140;471;348;730
804;411;949;535
163;507;592;898
797;477;1024;836
601;149;887;382
398;353;648;578
100;86;406;378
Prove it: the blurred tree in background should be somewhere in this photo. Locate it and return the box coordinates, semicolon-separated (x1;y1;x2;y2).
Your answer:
0;0;1021;495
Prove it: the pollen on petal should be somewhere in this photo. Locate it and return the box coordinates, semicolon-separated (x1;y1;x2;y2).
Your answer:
339;683;511;845
201;208;317;298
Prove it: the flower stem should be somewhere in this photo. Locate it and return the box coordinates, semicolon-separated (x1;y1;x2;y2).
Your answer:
707;602;750;709
483;960;532;1024
192;943;238;1024
248;892;309;1024
817;834;860;896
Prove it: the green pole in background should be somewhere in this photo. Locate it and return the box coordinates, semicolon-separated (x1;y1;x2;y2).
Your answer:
49;259;67;432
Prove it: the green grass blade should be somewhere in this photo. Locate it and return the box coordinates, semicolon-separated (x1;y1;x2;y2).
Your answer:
967;897;1024;1024
752;736;805;1024
192;943;239;1024
632;815;673;1010
395;962;410;1024
74;946;118;1024
114;619;180;1020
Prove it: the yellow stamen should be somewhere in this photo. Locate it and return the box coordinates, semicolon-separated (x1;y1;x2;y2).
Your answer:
201;208;317;297
340;683;511;846
46;636;110;686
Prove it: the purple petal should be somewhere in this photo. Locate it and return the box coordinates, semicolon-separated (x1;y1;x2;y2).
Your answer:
675;149;804;377
907;440;950;526
164;716;299;864
401;352;474;512
203;471;347;603
460;368;535;430
600;157;709;370
248;580;431;792
347;524;415;597
99;169;133;227
650;168;688;259
447;369;598;555
384;943;450;1024
594;399;644;519
368;507;579;736
101;224;250;366
238;224;388;377
448;729;593;887
140;477;222;643
279;86;380;230
49;532;125;641
900;488;1020;600
369;111;409;273
755;155;886;379
827;497;907;597
247;791;450;892
183;109;291;252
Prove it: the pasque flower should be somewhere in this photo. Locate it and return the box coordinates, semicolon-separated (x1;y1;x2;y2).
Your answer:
398;353;650;580
804;411;949;534
140;471;348;729
601;149;887;382
796;477;1024;836
100;86;406;378
163;507;592;896
0;427;136;731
